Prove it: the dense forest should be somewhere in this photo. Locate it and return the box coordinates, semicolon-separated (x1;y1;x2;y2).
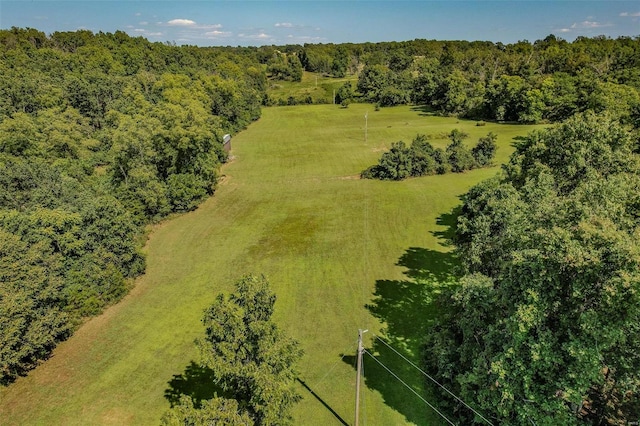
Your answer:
427;112;640;424
1;26;640;424
0;27;265;384
273;37;640;125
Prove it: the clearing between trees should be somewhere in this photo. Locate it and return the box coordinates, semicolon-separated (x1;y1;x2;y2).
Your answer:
0;104;541;425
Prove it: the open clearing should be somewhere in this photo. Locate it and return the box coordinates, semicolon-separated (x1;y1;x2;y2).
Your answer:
0;104;541;425
267;71;357;104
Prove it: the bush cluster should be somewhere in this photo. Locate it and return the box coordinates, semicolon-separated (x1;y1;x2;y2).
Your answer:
361;130;497;180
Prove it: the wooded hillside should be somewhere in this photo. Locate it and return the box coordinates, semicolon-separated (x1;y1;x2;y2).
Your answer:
273;37;640;123
0;27;265;384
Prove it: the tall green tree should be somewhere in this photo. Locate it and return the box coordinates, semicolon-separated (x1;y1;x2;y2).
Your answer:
0;228;71;384
445;129;474;172
427;113;640;425
166;275;303;426
471;132;497;167
331;46;349;77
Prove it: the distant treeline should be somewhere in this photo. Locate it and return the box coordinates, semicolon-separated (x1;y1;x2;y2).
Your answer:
0;27;266;384
268;36;640;124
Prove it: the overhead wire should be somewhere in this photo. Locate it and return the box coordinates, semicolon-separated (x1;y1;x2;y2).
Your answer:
311;340;358;391
374;335;494;426
363;349;456;426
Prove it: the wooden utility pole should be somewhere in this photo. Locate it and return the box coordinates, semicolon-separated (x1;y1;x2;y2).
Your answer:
355;329;367;426
364;112;368;144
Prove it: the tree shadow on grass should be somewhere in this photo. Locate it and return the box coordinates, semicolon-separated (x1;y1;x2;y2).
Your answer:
167;362;350;424
343;209;462;425
410;105;436;116
296;378;349;426
164;361;230;408
431;205;461;246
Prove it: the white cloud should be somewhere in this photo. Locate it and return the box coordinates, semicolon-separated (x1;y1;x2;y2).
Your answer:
139;21;148;26
165;20;223;31
167;19;197;27
135;12;141;17
555;19;612;34
620;11;640;17
198;24;223;30
239;32;273;41
275;22;294;28
205;30;232;37
129;27;163;38
570;20;610;29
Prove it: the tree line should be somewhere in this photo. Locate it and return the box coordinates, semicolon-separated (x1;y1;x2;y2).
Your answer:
0;27;266;384
267;36;640;125
424;112;640;424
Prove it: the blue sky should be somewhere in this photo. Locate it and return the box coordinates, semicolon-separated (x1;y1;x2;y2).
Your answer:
1;1;639;46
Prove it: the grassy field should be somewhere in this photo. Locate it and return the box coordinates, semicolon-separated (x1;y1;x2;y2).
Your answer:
267;71;357;104
0;104;542;425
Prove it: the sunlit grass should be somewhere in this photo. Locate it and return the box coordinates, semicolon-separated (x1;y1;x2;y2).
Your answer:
0;104;543;425
266;71;357;104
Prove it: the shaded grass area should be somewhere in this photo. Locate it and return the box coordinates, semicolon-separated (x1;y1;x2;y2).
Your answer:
164;362;229;409
344;225;461;426
0;104;542;425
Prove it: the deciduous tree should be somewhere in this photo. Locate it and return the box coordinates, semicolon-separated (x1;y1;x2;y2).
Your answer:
426;113;640;425
168;275;303;425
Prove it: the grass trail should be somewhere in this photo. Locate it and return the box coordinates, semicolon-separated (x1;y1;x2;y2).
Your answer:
0;104;541;425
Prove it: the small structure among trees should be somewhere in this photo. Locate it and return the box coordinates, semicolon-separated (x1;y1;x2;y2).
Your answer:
223;134;231;152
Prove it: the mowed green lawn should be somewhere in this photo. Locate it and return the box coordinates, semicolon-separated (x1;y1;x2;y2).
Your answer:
0;105;542;425
267;71;357;104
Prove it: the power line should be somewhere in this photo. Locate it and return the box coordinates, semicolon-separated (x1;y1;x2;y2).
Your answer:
374;335;494;426
363;349;456;426
312;341;358;391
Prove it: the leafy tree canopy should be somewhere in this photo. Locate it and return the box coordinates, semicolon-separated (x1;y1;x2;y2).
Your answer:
426;112;640;425
164;275;303;426
0;27;266;384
